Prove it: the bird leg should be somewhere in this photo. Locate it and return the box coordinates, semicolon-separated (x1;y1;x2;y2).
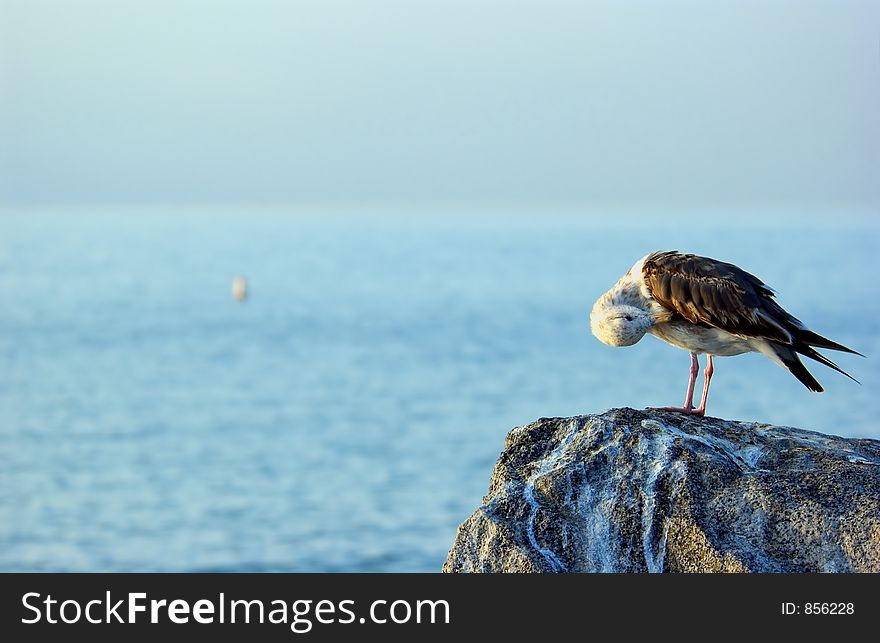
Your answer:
652;352;702;414
684;351;699;410
690;354;714;417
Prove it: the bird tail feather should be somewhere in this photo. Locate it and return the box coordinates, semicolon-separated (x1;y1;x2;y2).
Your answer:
771;343;824;392
795;329;864;356
795;343;860;384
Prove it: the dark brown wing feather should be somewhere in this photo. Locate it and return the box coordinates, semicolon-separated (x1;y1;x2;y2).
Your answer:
643;250;793;343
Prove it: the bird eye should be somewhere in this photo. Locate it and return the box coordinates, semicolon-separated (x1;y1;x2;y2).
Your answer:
624;315;633;322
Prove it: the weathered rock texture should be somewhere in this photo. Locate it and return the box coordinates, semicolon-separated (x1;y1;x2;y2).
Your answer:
443;408;880;572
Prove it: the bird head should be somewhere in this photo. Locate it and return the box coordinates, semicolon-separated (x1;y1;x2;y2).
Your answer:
590;303;657;347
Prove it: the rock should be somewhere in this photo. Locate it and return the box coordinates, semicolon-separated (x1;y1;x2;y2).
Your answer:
443;408;880;573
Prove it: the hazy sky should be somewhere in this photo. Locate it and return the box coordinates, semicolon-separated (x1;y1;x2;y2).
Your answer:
1;0;877;208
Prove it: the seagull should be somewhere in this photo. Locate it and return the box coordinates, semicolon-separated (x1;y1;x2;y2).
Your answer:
590;250;861;416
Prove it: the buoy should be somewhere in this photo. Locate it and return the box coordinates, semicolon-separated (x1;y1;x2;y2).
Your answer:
232;276;248;302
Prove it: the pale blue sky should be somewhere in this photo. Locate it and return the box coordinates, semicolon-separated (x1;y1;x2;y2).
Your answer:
1;0;877;208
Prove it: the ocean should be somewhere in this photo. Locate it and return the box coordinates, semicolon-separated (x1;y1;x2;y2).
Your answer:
1;210;877;571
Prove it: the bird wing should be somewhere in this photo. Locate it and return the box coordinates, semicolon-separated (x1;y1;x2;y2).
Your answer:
642;250;794;344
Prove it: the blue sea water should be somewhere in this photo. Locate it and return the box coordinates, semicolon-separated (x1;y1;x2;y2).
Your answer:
0;210;877;571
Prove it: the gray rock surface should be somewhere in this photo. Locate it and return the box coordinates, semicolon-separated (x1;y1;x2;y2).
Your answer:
443;408;880;572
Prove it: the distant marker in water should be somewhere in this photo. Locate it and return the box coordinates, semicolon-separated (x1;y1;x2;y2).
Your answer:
232;276;248;302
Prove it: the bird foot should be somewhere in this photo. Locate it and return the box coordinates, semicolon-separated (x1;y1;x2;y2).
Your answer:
649;406;706;417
